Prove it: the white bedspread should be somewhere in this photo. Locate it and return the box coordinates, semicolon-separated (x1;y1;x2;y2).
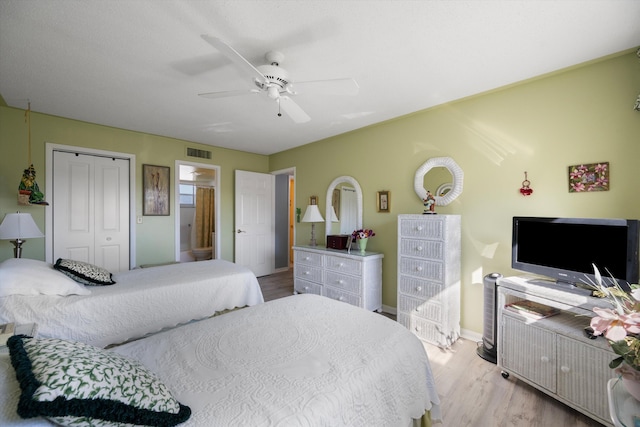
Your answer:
0;294;441;426
0;260;264;348
113;294;441;426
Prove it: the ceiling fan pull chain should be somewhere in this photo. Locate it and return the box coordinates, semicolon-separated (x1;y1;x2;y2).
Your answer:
277;99;282;117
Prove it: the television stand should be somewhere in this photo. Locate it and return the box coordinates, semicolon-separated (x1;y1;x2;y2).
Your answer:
497;275;616;426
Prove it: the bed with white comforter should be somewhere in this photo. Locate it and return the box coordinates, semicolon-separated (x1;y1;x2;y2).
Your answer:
1;294;440;426
0;259;264;348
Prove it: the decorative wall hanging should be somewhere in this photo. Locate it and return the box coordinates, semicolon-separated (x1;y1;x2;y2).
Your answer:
568;162;609;193
17;103;48;206
376;191;390;213
143;164;170;215
519;171;533;196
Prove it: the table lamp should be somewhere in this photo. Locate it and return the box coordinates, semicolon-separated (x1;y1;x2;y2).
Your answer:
301;205;324;247
0;212;44;258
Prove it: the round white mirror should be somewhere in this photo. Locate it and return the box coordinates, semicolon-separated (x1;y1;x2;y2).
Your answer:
325;175;363;241
414;157;463;206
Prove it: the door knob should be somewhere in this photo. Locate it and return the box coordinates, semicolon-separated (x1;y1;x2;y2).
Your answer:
237;229;246;233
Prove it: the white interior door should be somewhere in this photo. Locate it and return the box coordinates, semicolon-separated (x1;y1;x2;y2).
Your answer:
53;151;129;272
235;170;274;277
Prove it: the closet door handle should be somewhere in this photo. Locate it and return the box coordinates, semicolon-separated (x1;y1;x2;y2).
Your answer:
237;229;247;233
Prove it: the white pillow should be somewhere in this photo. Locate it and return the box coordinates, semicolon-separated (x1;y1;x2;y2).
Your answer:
0;258;91;297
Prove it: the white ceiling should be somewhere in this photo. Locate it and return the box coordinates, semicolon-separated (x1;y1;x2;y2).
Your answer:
1;1;639;156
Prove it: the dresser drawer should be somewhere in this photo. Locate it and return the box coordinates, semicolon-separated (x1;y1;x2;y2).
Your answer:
324;286;362;307
398;276;443;302
399;257;444;281
294;250;324;267
324;255;362;275
399;218;444;239
325;271;361;294
398;313;454;346
294;264;323;284
398;294;441;322
294;279;322;295
399;238;443;261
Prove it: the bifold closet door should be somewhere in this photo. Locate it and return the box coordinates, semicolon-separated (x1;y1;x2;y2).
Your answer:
52;151;130;272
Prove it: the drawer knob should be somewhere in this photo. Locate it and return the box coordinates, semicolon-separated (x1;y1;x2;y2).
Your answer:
338;296;345;301
416;286;422;292
304;271;310;275
338;280;344;284
417;226;423;231
339;262;345;267
416;246;423;251
416;266;423;272
304;257;310;261
415;326;422;332
541;356;550;363
304;286;309;290
560;365;570;373
414;307;420;312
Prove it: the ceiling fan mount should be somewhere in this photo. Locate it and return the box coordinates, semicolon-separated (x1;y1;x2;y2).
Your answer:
198;35;359;123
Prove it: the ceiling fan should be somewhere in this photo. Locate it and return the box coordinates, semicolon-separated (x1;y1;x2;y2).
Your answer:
198;35;359;123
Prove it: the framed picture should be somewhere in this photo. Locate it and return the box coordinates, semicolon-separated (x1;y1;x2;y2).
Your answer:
377;191;390;213
568;161;609;193
143;164;170;215
309;195;318;205
332;189;341;220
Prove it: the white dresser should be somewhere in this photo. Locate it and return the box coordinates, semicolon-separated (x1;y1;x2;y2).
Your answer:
397;214;461;347
292;245;383;312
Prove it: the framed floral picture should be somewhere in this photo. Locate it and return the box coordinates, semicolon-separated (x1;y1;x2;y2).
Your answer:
377;191;390;213
568;162;609;193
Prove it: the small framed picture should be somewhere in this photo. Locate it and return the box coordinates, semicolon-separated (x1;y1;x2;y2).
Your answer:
568;161;609;193
143;164;170;216
309;195;318;205
377;191;390;213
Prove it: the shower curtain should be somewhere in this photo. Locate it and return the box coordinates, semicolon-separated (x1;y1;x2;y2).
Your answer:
194;187;215;248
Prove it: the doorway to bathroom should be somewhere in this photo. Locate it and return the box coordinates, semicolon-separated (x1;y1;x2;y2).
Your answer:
174;161;220;263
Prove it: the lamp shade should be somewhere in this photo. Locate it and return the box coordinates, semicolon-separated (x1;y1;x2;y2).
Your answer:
0;213;44;239
301;205;324;223
330;206;339;222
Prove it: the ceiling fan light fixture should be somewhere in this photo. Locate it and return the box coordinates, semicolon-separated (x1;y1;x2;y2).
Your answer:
267;85;280;100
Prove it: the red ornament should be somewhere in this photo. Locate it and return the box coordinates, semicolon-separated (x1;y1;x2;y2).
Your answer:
520;171;533;196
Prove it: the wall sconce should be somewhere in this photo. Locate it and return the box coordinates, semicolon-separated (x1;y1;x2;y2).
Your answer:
0;212;44;258
301;204;324;247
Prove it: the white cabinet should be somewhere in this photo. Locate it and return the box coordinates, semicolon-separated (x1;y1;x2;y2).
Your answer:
497;276;617;426
396;214;461;347
292;246;383;311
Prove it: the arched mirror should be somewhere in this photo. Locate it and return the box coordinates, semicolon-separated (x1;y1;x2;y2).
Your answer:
325;176;363;241
414;157;464;206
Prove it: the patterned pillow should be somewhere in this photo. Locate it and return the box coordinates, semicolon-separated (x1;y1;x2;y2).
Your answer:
7;335;191;426
54;258;116;286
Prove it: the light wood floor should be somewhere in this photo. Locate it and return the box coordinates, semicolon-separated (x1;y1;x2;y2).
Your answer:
257;270;605;427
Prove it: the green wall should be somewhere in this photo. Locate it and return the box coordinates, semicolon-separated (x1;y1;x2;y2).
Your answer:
271;50;640;335
0;108;269;265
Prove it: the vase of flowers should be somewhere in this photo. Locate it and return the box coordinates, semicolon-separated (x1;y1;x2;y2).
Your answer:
588;265;640;400
352;229;375;254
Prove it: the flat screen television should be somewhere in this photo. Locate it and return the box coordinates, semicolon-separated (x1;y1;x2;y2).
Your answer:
512;216;640;291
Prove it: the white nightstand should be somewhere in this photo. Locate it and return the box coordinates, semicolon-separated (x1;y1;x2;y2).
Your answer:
608;378;640;427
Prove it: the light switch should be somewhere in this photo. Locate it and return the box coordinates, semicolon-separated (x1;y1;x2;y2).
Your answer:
137;216;143;224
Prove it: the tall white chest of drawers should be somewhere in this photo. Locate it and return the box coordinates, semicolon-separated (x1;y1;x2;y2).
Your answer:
397;214;461;347
292;245;383;312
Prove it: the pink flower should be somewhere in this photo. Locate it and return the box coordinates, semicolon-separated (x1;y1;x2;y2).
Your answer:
591;307;628;341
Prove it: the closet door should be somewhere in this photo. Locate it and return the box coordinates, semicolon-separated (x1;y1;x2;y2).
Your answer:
53;151;130;272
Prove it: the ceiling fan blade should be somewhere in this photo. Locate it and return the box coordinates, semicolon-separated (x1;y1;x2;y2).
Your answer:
292;78;359;96
279;96;311;123
201;35;266;84
198;89;260;99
